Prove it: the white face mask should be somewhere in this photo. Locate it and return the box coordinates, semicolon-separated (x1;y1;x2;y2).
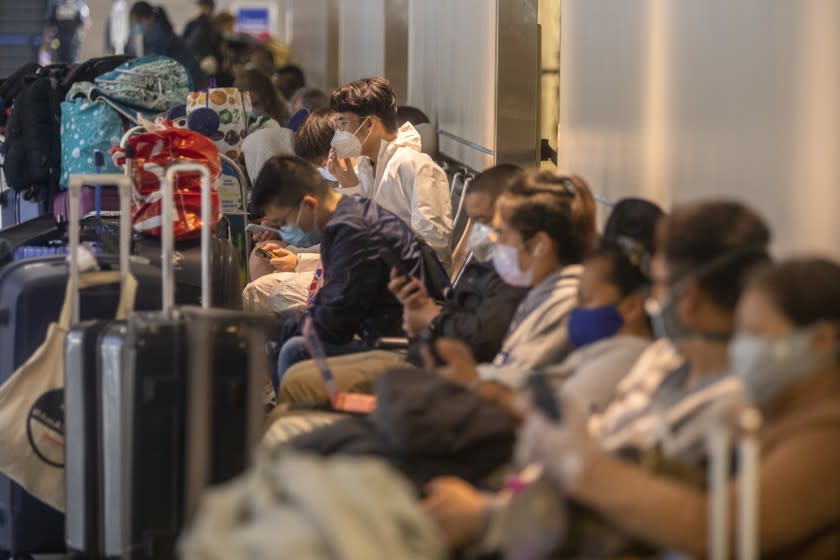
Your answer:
330;116;371;159
492;242;538;287
467;223;496;262
729;327;834;407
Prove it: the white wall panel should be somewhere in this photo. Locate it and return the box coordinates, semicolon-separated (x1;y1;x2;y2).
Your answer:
338;0;385;85
559;0;840;258
289;0;339;91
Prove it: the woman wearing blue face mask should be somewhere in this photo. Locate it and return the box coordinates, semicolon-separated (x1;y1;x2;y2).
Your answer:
424;258;840;559
559;241;654;412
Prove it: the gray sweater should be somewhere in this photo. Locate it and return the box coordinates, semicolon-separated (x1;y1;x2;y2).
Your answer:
477;265;582;387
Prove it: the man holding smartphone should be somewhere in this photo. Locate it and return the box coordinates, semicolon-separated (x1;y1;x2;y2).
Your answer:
251;155;448;389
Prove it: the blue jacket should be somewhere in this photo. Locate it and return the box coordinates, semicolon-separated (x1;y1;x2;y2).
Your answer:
304;195;446;345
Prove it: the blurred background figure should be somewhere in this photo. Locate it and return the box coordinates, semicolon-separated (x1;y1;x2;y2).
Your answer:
182;0;223;79
41;0;91;64
289;87;329;114
236;67;289;127
128;2;206;88
273;64;305;102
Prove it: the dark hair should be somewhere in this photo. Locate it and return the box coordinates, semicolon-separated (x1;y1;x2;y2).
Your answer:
290;87;329;112
275;65;306;100
587;241;650;298
130;1;153;19
294;108;335;165
330;77;398;133
396;105;430;127
604;197;665;256
236;68;288;125
658;200;771;311
251;156;329;209
498;171;596;264
131;3;173;32
468;164;523;199
748;259;840;329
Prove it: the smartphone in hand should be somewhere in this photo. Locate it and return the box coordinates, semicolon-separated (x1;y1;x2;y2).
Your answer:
254;246;274;260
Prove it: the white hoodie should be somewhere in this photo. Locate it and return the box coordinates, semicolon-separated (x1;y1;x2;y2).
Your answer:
356;122;453;270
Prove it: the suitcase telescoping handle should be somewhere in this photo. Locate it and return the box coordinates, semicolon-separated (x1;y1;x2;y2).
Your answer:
162;162;212;313
68;174;133;324
707;406;762;560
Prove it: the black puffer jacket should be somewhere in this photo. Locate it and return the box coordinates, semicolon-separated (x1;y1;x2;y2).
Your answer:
409;260;529;365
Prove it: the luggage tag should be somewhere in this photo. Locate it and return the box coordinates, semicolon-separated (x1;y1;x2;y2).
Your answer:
301;317;376;414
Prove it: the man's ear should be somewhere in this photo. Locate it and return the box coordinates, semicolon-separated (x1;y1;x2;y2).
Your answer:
302;194;320;208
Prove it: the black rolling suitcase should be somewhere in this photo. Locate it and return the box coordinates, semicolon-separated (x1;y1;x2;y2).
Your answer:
0;180;162;558
98;162;271;560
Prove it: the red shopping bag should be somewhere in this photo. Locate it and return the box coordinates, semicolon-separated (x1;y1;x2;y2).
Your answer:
128;126;222;240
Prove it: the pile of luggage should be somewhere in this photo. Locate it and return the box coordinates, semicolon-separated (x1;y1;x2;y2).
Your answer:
0;55;266;558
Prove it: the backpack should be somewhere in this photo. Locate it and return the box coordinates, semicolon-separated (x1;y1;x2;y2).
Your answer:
1;65;70;201
0;56;133;202
0;63;41;129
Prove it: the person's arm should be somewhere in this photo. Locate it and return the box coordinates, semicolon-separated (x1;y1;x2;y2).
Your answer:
566;429;840;557
309;225;386;345
407;161;453;267
432;268;526;362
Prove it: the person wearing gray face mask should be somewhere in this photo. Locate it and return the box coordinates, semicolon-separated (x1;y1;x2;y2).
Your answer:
729;259;840;408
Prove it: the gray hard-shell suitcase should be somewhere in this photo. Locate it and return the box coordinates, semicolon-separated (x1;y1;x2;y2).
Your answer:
64;174;148;556
99;162;271;560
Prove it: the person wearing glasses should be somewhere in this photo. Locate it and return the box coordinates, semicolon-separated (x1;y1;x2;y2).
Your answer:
327;77;454;270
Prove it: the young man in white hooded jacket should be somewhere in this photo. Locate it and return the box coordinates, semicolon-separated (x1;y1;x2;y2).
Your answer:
326;77;454;271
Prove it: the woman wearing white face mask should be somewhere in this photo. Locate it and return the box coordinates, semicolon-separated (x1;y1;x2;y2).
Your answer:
434;171;597;389
511;258;840;559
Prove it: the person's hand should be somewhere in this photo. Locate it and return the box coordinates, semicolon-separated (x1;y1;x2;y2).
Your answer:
251;218;280;244
388;267;429;310
268;247;299;273
516;396;599;488
475;381;524;424
422;477;487;549
402;302;442;337
327;149;360;188
423;338;480;386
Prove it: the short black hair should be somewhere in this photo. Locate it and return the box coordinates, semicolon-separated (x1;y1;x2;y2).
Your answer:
251;156;329;210
587;241;650;298
330;77;398;133
294;107;335;165
396;105;430;127
275;65;306;99
468;164;523;199
658;200;771;311
130;1;154;19
603;197;665;256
